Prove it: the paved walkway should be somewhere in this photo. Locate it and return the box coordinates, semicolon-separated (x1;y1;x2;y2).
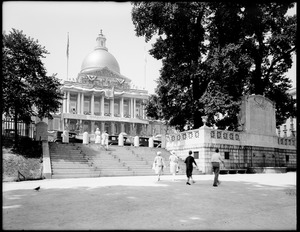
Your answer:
3;172;296;230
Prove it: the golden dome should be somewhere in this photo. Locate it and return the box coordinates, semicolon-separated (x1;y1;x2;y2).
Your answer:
80;30;120;74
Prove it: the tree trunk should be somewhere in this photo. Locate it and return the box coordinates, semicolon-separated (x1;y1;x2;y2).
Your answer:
192;74;203;129
14;111;19;148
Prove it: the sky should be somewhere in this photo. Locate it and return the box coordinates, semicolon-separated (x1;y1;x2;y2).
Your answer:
2;1;297;94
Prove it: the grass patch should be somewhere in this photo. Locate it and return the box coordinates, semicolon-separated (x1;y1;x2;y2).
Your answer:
2;137;43;182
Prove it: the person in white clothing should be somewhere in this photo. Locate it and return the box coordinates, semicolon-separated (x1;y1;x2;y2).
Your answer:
153;151;165;181
169;150;179;181
94;128;101;149
211;148;225;187
101;131;109;150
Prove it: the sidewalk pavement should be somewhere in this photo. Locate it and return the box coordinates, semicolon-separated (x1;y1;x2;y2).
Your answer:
3;172;296;230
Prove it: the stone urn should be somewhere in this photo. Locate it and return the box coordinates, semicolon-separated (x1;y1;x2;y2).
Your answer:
201;116;208;128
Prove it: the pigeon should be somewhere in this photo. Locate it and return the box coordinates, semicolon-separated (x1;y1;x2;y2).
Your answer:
34;186;40;191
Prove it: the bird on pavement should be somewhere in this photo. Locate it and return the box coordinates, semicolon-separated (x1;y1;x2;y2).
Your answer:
34;186;40;191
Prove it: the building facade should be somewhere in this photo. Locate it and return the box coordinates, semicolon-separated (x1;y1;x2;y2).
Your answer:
47;31;164;137
277;88;297;138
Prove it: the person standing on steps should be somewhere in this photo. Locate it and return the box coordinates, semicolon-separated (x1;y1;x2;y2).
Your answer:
211;148;225;187
184;150;198;185
94;128;101;150
153;151;165;181
169;150;179;181
101;131;109;150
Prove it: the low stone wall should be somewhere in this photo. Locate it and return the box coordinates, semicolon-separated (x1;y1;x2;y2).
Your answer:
42;141;52;179
165;126;296;174
247;167;287;174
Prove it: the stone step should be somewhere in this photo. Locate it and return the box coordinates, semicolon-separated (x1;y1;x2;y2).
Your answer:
98;167;130;171
52;169;96;174
51;157;86;160
131;167;154;171
51;153;84;157
51;165;92;169
99;171;134;176
51;173;100;179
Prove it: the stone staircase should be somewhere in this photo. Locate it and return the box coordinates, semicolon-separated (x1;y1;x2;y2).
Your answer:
49;143;100;179
80;144;135;176
49;143;202;178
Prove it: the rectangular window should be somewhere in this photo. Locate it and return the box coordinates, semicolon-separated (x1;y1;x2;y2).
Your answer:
114;99;120;116
94;96;101;115
136;101;141;117
286;155;289;162
193;151;199;159
104;99;110;115
123;99;129;117
53;118;59;130
70;95;77;113
84;96;90;114
224;152;230;159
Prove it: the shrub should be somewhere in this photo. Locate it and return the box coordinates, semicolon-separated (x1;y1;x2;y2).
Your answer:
11;137;42;159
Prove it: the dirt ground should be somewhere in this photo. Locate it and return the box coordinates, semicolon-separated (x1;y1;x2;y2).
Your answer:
2;172;296;230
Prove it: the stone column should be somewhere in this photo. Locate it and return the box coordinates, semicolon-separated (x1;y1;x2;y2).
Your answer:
111;122;115;135
133;98;136;118
81;93;84;114
91;121;95;135
101;95;104;116
91;94;94;115
77;92;81;114
121;123;125;133
120;97;124;118
67;91;70;113
110;98;114;117
101;122;105;132
142;101;145;119
63;92;67;113
130;98;133;118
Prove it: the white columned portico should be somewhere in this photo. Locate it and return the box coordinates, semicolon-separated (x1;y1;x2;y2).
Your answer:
120;97;124;117
66;91;70;113
101;95;104;116
91;94;95;115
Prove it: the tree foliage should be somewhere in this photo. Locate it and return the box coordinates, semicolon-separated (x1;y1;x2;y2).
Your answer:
132;2;296;131
2;29;63;143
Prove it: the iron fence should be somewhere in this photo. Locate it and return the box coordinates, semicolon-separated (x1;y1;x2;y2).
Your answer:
2;118;36;139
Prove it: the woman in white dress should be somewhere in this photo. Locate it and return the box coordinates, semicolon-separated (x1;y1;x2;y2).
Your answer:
153;151;165;181
101;131;109;150
169;150;179;181
94;128;101;149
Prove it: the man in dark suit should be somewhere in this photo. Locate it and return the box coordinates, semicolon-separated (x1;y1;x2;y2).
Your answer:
184;150;198;185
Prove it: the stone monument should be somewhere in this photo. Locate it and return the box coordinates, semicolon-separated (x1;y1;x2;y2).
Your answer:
238;95;276;136
35;121;48;141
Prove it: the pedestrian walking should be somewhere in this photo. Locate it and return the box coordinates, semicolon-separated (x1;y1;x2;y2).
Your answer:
94;128;101;149
101;131;109;150
153;151;165;181
184;150;198;185
210;148;225;187
169;150;179;181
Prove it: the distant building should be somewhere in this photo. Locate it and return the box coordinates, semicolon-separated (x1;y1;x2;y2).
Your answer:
277;88;296;138
46;30;164;137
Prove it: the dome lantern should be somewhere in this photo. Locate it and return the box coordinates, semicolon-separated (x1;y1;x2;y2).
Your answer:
95;29;108;51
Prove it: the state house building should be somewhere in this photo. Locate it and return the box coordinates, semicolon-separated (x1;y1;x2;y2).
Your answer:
47;31;164;137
